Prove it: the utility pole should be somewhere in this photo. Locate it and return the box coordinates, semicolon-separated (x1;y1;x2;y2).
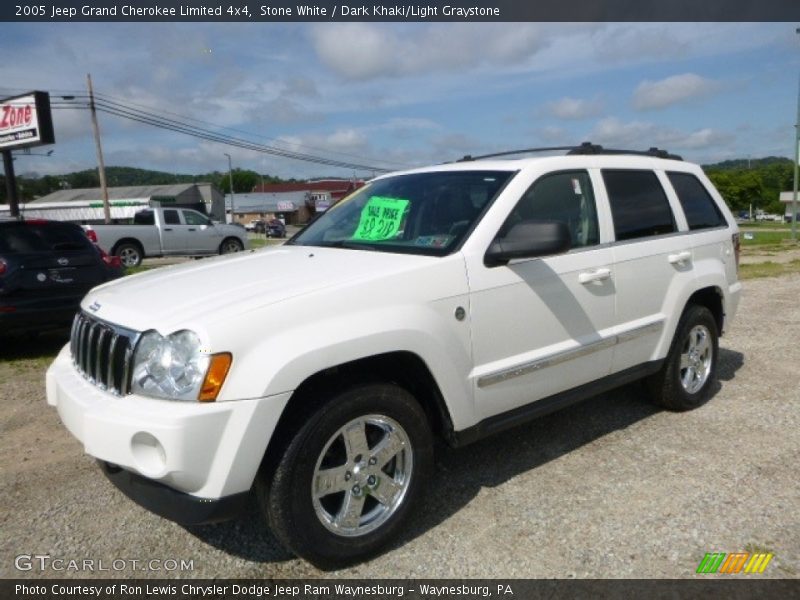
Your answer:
224;153;235;224
87;74;111;224
792;28;800;241
2;150;19;218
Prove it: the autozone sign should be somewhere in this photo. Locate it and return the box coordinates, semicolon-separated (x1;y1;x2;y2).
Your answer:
0;91;55;151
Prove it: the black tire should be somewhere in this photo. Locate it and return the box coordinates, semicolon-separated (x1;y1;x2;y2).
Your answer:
114;242;143;267
258;383;433;569
648;304;719;411
219;237;244;254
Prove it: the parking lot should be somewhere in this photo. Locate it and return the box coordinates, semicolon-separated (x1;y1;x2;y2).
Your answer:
0;273;798;579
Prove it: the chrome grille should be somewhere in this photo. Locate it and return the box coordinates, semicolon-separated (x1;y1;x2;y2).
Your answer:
70;312;139;395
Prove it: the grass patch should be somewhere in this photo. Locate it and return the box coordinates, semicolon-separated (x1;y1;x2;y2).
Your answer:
740;231;797;246
248;238;285;249
125;264;160;275
737;221;789;229
739;259;800;279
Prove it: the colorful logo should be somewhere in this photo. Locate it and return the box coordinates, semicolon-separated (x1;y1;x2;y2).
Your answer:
696;552;774;574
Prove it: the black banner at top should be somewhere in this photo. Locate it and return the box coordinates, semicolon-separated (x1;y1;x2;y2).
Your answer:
3;0;800;22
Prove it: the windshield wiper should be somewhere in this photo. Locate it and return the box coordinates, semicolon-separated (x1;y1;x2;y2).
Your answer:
321;240;379;251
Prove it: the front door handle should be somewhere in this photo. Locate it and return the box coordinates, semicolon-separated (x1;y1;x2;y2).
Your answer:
668;251;692;265
188;228;196;232
579;268;612;284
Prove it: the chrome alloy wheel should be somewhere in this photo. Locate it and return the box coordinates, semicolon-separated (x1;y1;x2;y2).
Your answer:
312;414;413;537
679;324;713;394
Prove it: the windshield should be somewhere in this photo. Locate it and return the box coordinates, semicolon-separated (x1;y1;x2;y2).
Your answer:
289;170;516;256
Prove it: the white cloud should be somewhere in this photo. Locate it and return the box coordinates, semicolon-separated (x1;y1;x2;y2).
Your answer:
586;117;733;153
546;96;603;120
309;23;545;81
632;73;721;111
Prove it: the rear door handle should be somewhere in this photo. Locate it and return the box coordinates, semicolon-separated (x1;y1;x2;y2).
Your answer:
668;251;692;264
164;228;173;231
579;268;611;284
188;228;196;232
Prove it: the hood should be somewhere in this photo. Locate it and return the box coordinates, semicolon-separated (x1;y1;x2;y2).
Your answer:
82;245;436;333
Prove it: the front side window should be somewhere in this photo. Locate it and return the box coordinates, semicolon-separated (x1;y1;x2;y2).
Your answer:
667;172;725;230
497;171;599;249
290;170;515;256
183;210;209;226
603;170;675;241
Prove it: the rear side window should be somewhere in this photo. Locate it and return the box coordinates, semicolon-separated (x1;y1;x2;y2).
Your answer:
0;222;92;253
164;210;180;225
134;211;155;225
603;170;675;241
667;172;725;230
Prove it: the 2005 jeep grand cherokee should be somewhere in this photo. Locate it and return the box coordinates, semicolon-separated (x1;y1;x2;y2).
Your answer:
47;143;741;569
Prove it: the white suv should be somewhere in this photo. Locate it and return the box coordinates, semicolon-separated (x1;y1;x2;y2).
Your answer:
47;144;741;568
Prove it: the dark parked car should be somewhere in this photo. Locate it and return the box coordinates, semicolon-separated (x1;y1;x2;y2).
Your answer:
266;218;286;238
0;219;124;336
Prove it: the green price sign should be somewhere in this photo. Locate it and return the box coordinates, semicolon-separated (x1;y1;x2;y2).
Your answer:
353;196;410;241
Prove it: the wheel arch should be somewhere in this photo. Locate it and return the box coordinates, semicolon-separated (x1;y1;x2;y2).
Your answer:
686;286;724;336
111;237;144;257
258;351;456;486
219;236;244;253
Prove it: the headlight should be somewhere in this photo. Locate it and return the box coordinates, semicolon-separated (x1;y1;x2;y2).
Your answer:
131;330;213;401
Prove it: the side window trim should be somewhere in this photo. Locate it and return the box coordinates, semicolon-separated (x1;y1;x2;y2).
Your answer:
656;170;689;232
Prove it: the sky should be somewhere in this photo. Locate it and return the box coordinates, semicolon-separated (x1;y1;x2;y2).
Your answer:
2;22;800;180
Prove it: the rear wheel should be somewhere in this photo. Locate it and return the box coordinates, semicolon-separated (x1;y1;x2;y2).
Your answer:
219;237;244;255
114;242;142;267
648;304;719;411
258;383;433;569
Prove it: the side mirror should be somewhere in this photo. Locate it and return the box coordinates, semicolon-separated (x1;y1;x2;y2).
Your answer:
485;220;571;267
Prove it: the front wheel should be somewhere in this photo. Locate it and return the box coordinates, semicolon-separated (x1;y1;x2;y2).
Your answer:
219;237;244;255
648;304;719;411
258;384;433;569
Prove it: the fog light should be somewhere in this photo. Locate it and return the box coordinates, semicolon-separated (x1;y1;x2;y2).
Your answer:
130;431;166;476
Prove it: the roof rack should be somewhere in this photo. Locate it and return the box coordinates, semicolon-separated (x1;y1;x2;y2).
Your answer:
567;141;683;161
456;141;683;162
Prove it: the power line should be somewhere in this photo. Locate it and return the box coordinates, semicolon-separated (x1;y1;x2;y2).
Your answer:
91;91;410;169
49;92;402;174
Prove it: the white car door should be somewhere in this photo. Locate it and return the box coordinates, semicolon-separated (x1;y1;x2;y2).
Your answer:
466;169;616;421
600;169;695;373
182;209;221;254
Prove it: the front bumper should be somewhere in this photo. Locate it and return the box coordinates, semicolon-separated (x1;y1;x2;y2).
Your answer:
99;461;249;524
46;344;291;500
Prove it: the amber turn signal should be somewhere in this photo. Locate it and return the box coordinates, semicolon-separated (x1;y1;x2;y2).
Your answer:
199;353;232;402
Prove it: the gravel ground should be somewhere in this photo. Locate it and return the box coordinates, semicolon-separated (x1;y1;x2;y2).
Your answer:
1;275;798;580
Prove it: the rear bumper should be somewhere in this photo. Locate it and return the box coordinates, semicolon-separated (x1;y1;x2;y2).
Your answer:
0;297;81;335
99;461;249;524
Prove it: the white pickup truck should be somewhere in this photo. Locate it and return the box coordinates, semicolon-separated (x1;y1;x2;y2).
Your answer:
48;144;741;569
84;207;249;267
